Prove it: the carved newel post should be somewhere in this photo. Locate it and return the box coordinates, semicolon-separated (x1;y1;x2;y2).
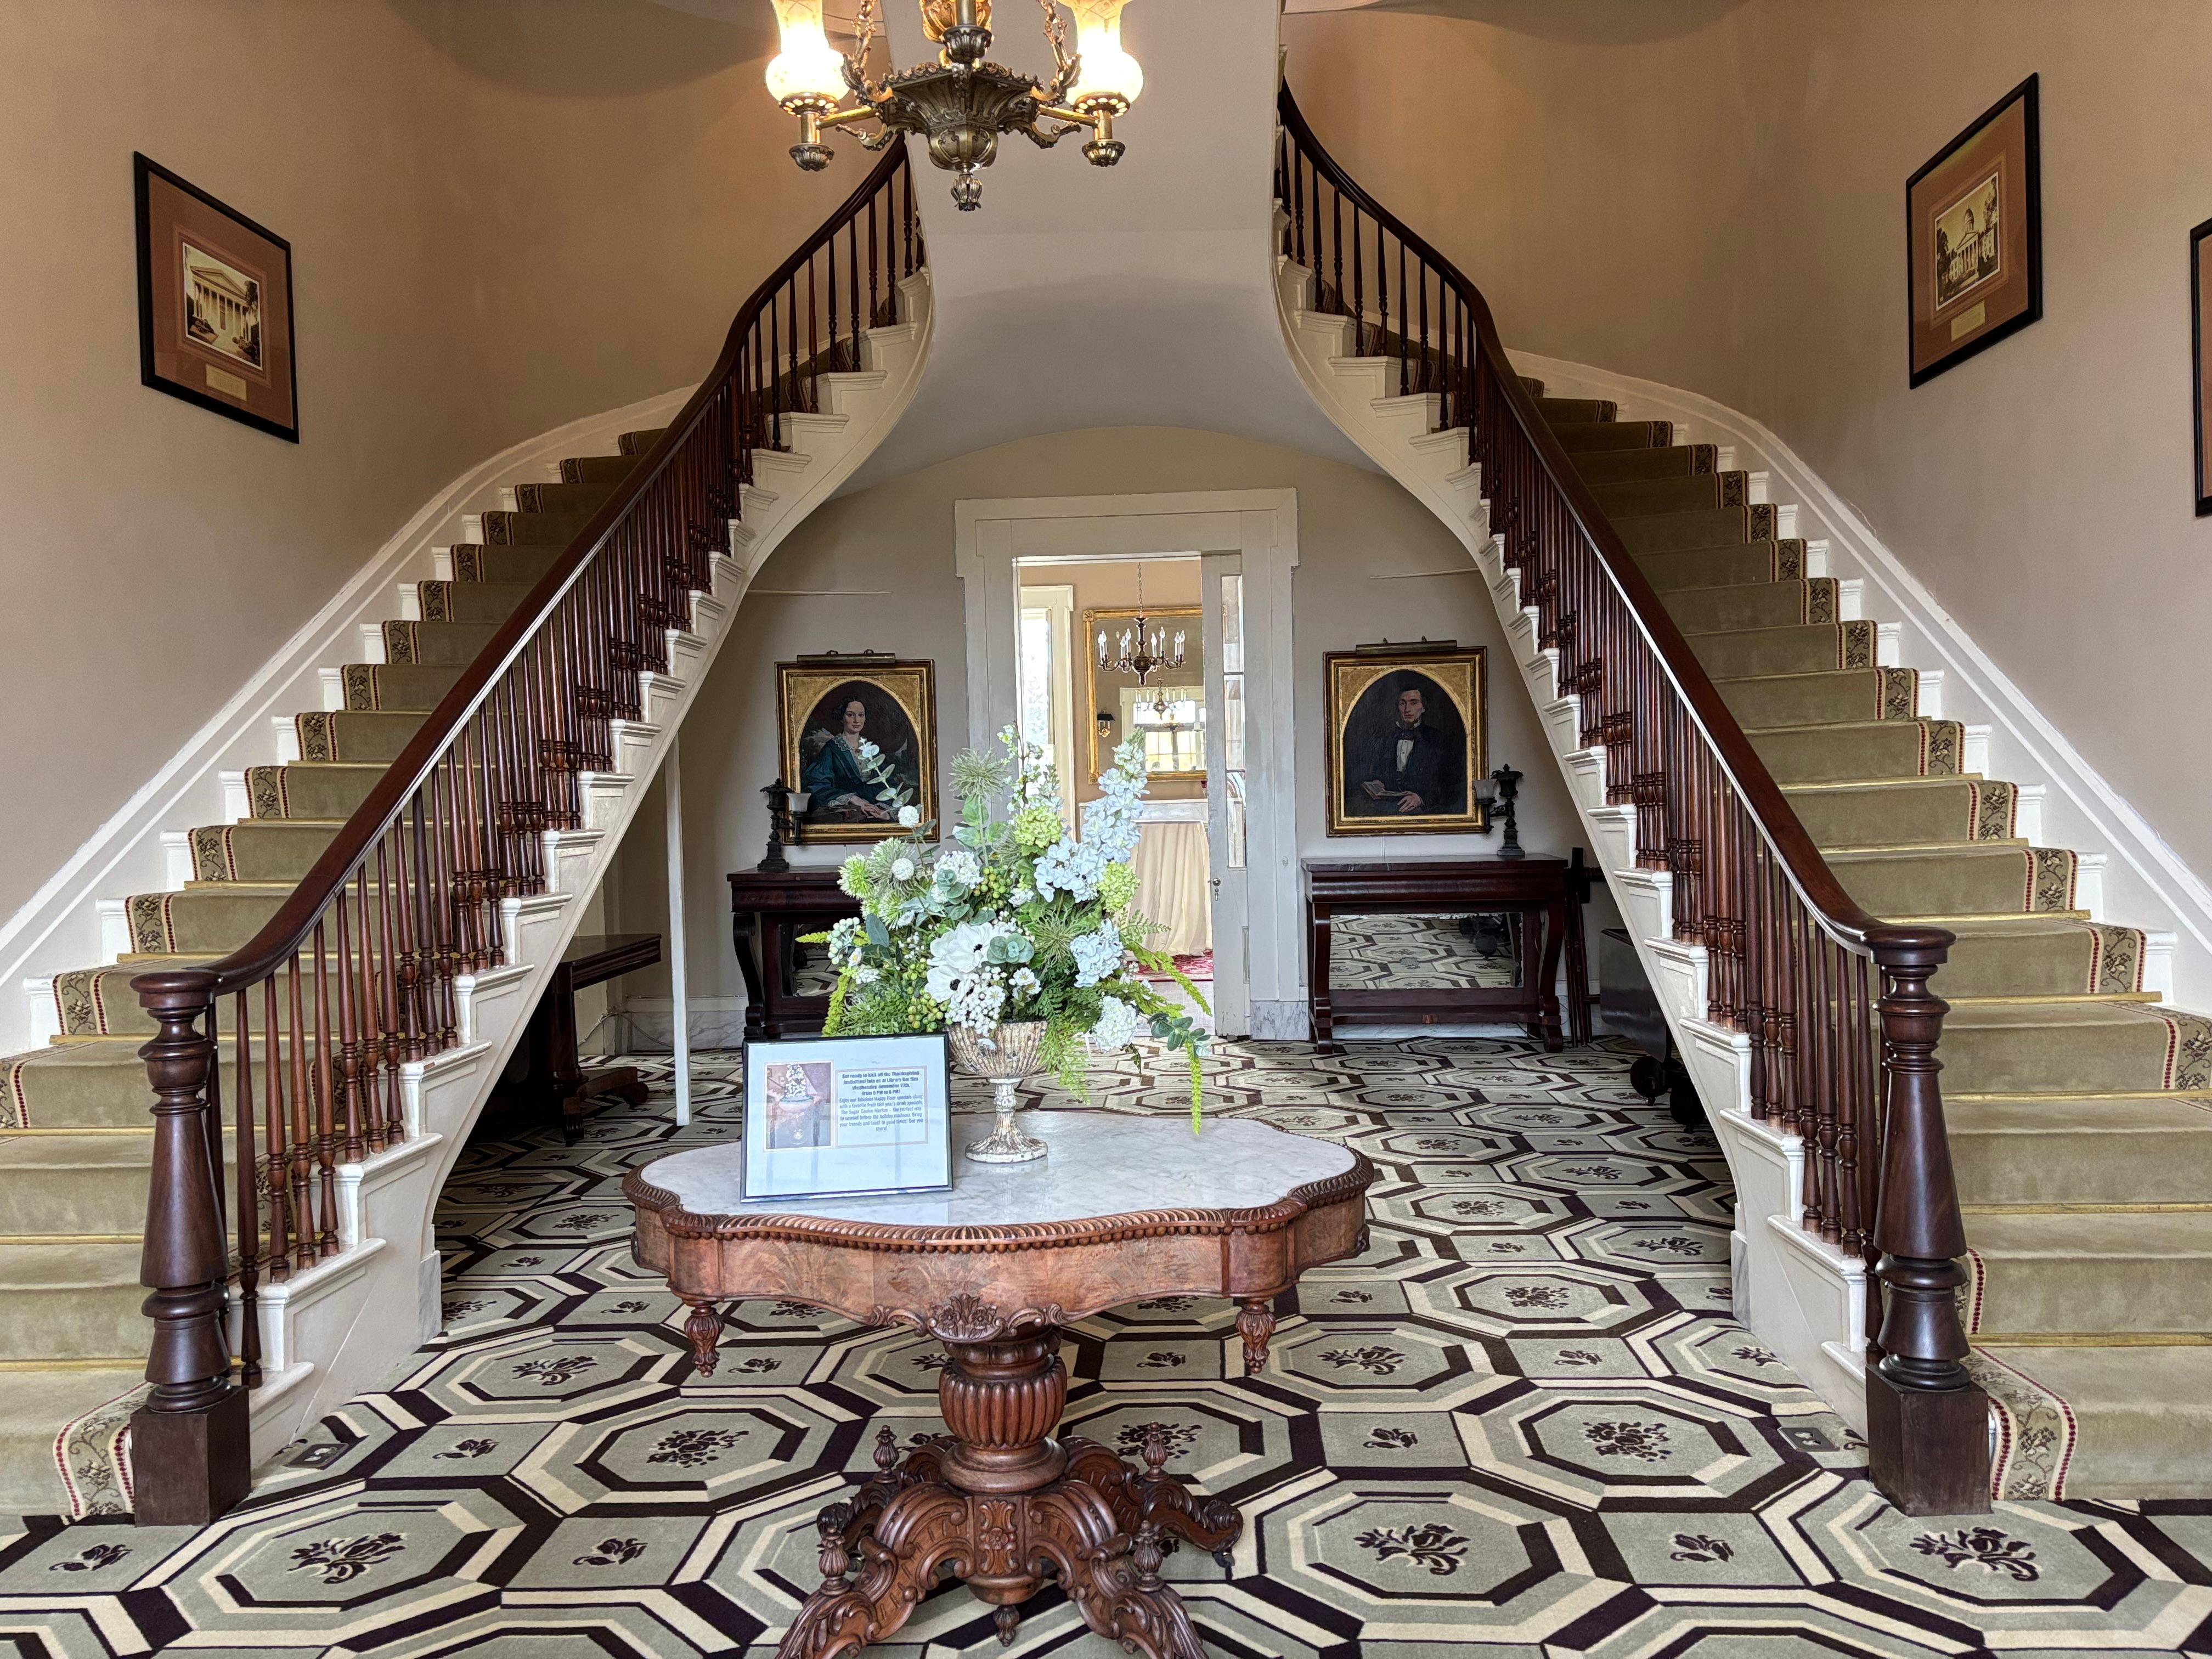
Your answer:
130;967;251;1523
1865;927;1991;1516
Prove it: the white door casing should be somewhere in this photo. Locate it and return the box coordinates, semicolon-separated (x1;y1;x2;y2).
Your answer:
955;490;1304;1036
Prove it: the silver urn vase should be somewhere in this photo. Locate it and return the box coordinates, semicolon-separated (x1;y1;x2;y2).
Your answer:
946;1019;1048;1164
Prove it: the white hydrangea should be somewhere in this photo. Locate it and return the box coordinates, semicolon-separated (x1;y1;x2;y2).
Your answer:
1086;994;1146;1052
935;849;981;890
1071;919;1125;988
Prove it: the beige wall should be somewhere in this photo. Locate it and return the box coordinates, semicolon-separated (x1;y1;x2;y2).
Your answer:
0;0;866;923
1288;1;2212;879
611;425;1590;1007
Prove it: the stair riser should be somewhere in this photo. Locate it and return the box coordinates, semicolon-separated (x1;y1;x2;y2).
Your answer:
479;510;591;548
1748;721;1960;785
55;969;362;1037
417;583;529;627
512;481;618;516
296;710;426;766
1939;929;2139;998
383;621;501;667
1785;781;2012;849
560;454;644;484
1572;444;1717;485
1690;622;1874;679
1589;472;1748;518
1955;1128;2212;1207
1973;1253;2212;1337
191;822;341;883
1718;669;1915;730
1547;420;1673;453
0;1284;144;1364
1944;1022;2188;1096
1536;396;1617;424
1615;505;1775;556
455;545;560;587
342;663;464;713
1834;851;2075;921
1638;540;1803;591
1664;579;1836;634
127;891;290;956
246;764;386;821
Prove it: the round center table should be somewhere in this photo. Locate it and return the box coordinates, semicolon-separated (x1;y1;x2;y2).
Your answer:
625;1110;1374;1659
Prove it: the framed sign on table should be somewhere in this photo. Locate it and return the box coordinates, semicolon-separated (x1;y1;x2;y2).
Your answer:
740;1032;953;1203
133;154;299;441
1905;75;2041;388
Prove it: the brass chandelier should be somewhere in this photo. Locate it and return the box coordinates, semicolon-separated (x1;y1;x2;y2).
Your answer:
766;0;1143;211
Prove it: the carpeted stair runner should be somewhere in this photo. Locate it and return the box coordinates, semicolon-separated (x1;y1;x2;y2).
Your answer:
0;429;680;1516
1537;393;2212;1499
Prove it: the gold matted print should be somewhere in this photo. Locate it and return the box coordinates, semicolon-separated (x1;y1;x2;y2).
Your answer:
1324;646;1487;837
776;659;938;844
1906;75;2041;388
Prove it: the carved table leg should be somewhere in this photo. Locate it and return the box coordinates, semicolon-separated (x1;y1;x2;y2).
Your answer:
778;1325;1242;1659
1235;1296;1277;1376
681;1297;724;1376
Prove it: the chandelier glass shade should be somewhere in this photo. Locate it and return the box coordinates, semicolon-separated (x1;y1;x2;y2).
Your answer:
765;0;1141;210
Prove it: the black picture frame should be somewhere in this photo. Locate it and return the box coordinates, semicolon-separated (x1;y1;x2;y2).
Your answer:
1905;74;2043;389
2192;217;2212;517
134;153;300;442
738;1031;954;1204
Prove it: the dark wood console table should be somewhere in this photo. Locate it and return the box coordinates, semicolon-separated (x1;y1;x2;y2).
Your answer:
727;867;860;1043
1304;855;1583;1053
490;932;661;1141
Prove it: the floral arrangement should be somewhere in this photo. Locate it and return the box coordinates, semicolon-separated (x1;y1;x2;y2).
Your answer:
814;728;1210;1126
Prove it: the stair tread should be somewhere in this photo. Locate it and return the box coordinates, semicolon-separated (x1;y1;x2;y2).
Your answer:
0;1136;157;1172
1948;1000;2198;1034
1968;1209;2212;1252
1951;1096;2212;1136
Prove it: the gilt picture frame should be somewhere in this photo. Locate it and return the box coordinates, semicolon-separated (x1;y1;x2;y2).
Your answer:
134;154;299;442
2192;217;2212;517
1906;75;2042;388
777;658;938;844
1324;645;1488;837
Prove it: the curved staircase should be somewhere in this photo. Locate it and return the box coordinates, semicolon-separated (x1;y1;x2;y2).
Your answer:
1274;87;2212;1501
0;152;931;1520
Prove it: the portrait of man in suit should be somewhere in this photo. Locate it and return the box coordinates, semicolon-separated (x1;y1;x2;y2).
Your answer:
1327;650;1486;836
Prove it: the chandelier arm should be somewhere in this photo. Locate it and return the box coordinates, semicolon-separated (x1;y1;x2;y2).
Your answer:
852;125;903;151
1018;118;1089;150
817;101;888;131
1032;101;1098;127
1035;0;1080;102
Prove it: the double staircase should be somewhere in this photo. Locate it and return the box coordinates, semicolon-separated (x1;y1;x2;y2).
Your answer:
0;149;930;1520
1275;86;2212;1503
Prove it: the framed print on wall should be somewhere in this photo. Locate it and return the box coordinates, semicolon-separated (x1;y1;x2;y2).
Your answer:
134;154;299;441
1324;644;1488;837
777;657;938;844
1906;75;2042;388
740;1033;953;1203
2192;218;2212;517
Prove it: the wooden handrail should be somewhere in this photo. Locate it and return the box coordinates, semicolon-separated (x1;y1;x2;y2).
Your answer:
126;143;924;1524
1278;83;1987;1514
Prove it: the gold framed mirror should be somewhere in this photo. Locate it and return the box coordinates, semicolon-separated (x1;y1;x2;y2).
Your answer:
1083;605;1204;782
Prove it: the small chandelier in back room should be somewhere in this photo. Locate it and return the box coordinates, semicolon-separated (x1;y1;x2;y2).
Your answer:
765;0;1142;211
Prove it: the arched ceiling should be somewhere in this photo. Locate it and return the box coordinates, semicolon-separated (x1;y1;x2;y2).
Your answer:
833;0;1367;490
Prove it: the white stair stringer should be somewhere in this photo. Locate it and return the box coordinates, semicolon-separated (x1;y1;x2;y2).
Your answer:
1273;250;1874;1431
223;269;934;1476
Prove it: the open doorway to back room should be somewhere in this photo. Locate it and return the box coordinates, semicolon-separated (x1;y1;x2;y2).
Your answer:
1017;555;1220;1024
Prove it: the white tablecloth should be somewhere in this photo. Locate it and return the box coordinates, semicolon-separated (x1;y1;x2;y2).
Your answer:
1131;818;1211;955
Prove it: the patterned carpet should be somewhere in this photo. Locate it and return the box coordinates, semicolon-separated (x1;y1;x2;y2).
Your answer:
4;1037;2211;1657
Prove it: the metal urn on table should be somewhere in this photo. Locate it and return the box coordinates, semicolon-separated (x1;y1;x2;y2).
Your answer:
946;1018;1049;1164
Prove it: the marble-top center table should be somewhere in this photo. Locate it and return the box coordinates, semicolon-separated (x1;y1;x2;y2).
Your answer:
625;1111;1374;1659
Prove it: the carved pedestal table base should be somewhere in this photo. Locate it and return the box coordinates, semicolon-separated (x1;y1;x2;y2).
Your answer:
624;1112;1374;1659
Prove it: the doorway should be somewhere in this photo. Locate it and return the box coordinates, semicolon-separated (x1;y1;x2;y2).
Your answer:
958;489;1299;1039
1016;555;1225;1024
